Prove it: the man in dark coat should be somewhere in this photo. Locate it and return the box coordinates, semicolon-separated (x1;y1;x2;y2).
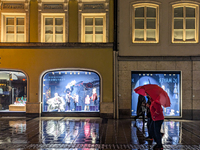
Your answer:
134;94;146;123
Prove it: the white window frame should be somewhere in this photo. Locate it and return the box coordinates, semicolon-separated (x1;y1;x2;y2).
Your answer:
81;13;106;43
132;3;159;43
172;3;199;43
41;13;65;43
1;13;26;42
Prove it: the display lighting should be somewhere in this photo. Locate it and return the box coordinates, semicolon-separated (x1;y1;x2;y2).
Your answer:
70;72;72;75
59;72;61;74
78;72;80;75
65;72;67;74
139;74;141;76
143;74;145;76
169;74;171;76
85;72;87;74
52;72;54;75
22;79;26;81
164;74;166;76
74;72;76;74
147;74;149;76
89;72;91;75
173;74;175;76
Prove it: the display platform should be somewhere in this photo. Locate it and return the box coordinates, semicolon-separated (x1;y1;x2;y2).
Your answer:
9;104;26;111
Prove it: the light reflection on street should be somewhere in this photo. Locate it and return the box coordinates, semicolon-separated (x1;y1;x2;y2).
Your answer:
42;120;99;144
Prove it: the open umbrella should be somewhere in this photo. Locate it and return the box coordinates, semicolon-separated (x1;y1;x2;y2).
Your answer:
134;84;171;107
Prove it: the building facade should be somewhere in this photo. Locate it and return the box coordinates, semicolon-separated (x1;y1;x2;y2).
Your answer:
117;0;200;120
0;0;115;118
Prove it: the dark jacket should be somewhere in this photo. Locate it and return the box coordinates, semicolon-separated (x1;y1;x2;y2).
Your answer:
136;95;146;115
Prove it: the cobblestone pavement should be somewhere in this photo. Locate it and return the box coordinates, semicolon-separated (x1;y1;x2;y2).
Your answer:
0;117;200;149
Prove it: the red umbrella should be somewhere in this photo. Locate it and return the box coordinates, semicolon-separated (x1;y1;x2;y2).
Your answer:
134;84;171;107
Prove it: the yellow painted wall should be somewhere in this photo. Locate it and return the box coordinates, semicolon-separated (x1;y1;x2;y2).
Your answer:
30;0;38;42
68;0;78;42
0;48;113;103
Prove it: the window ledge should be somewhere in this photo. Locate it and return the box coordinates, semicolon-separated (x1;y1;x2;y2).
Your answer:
0;42;113;48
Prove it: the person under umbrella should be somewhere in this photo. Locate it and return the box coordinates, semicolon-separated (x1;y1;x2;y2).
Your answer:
148;93;164;150
134;84;171;150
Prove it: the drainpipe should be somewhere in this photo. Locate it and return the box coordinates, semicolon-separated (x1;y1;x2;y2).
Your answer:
113;0;118;119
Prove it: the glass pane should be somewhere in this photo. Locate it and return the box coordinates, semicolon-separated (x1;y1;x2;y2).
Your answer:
55;34;63;42
45;35;53;42
55;18;63;25
6;18;14;25
135;19;144;29
17;26;24;33
135;7;144;17
147;19;155;29
42;70;100;112
85;27;93;34
0;71;27;111
85;34;93;42
16;18;24;25
174;30;183;41
135;30;144;41
186;30;195;41
45;27;53;34
174;7;183;17
95;34;103;42
45;18;53;25
6;34;14;42
85;18;93;25
186;19;195;29
55;26;63;34
147;30;156;41
174;19;183;29
6;26;14;33
147;7;156;17
95;27;103;34
186;7;195;17
16;34;24;42
95;18;103;25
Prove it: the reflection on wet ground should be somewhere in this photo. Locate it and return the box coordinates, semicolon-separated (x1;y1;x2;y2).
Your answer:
0;117;200;149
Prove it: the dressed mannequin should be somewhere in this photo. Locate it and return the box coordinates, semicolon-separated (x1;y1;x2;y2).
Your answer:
85;95;90;111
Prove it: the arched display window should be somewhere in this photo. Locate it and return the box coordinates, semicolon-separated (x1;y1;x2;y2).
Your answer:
0;70;27;112
41;70;101;113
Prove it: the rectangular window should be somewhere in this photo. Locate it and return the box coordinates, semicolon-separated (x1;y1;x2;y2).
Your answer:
4;16;25;42
172;4;199;43
82;14;106;43
41;14;65;42
132;4;159;43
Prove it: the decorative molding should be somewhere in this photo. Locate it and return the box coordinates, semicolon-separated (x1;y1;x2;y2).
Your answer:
104;2;109;11
63;2;68;11
43;4;63;9
38;2;42;11
24;1;29;11
83;4;104;10
2;3;24;9
78;3;83;12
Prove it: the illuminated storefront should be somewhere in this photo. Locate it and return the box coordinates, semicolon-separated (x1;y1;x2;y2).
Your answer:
131;71;181;117
41;70;101;113
0;70;27;112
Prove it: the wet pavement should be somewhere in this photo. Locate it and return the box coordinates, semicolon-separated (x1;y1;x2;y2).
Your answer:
0;117;200;149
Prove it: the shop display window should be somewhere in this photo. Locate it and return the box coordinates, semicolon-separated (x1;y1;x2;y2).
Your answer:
42;70;100;112
0;70;27;111
131;71;181;117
